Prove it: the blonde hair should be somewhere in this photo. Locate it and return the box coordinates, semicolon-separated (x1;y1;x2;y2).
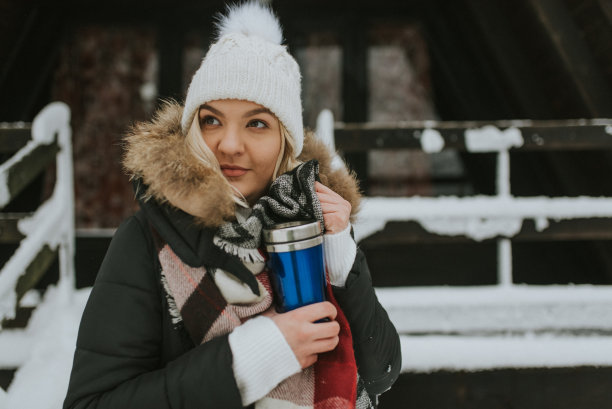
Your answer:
184;111;301;206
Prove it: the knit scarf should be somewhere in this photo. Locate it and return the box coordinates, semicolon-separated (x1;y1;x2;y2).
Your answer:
156;160;372;408
213;159;324;263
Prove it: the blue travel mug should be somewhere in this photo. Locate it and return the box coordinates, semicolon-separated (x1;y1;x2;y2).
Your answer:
263;221;327;312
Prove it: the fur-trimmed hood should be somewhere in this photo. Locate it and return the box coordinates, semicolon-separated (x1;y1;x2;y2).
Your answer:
123;101;361;228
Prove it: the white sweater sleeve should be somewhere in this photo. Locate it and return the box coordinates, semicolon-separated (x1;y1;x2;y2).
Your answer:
228;315;301;406
323;223;357;287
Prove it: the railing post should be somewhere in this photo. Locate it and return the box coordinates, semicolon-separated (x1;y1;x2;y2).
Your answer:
497;148;513;286
32;102;74;303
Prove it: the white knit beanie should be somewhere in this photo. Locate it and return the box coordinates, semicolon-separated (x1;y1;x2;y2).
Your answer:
181;1;304;156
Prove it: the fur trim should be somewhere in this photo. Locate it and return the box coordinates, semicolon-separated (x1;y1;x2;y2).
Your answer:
123;101;236;228
123;100;362;227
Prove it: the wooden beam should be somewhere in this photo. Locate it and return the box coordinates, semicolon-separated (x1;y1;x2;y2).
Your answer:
0;127;30;153
14;245;58;302
464;0;551;118
334;119;612;152
157;23;184;102
1;307;34;329
526;0;612;116
0;213;29;243
360;218;612;248
1;140;59;209
420;1;473;120
341;12;370;192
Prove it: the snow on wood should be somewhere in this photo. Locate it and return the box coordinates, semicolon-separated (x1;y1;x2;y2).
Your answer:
0;329;32;368
315;109;348;171
379;285;612;373
400;335;612;372
420;128;444;153
354;196;612;242
376;285;612;334
465;125;524;152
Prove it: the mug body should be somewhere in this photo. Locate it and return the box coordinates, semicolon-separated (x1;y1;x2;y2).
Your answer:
264;221;326;312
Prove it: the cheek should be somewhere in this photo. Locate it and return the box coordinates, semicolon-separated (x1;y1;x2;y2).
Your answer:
202;134;221;159
253;137;281;173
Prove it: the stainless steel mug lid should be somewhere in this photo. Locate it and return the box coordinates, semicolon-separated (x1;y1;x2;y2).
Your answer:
263;220;322;244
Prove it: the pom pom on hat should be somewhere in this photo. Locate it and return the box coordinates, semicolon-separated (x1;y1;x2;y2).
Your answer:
215;1;283;44
182;1;304;155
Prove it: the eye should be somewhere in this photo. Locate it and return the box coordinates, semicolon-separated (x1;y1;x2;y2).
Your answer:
247;119;268;129
200;115;220;127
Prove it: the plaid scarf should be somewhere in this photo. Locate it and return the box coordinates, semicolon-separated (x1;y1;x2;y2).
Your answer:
155;160;372;408
213;160;324;263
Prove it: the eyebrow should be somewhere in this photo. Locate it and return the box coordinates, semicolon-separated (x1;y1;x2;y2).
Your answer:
199;104;273;119
243;107;273;118
199;104;223;117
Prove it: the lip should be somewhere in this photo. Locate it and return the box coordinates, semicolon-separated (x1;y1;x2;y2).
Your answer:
220;164;248;178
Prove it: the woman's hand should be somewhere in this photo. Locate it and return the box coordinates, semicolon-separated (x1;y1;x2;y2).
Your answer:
315;182;351;234
264;302;340;369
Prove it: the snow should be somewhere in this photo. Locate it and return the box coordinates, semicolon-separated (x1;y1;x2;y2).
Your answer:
354;196;612;242
417;217;523;241
375;285;612;334
1;287;90;409
400;335;612;372
316;109;344;171
0;171;8;210
420;128;445;153
497;149;510;196
465;125;524;152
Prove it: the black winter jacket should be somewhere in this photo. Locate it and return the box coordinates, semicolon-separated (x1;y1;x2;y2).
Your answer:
63;205;401;409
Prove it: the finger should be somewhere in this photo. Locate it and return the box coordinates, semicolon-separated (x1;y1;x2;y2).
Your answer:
311;320;340;340
315;184;342;199
310;336;340;354
316;192;343;205
315;182;342;197
320;202;349;215
292;301;337;322
314;181;329;192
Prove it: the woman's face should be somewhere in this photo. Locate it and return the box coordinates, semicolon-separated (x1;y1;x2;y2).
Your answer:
199;99;282;205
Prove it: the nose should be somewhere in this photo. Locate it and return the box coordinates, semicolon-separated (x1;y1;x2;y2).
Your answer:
217;126;245;156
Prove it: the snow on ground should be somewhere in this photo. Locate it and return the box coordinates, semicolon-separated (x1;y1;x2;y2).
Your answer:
1;286;90;409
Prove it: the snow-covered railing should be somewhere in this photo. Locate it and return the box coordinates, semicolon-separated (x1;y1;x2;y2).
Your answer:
0;102;74;326
317;111;612;372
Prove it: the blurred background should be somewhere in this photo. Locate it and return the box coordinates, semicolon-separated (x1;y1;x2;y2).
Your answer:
1;0;612;407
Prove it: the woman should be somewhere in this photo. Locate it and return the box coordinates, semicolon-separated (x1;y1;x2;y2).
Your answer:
64;2;400;408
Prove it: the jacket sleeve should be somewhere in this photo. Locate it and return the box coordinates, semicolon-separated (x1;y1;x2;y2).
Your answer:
332;248;402;398
63;216;244;409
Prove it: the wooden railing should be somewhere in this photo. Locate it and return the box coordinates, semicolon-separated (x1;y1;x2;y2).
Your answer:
0;102;74;326
317;111;612;371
